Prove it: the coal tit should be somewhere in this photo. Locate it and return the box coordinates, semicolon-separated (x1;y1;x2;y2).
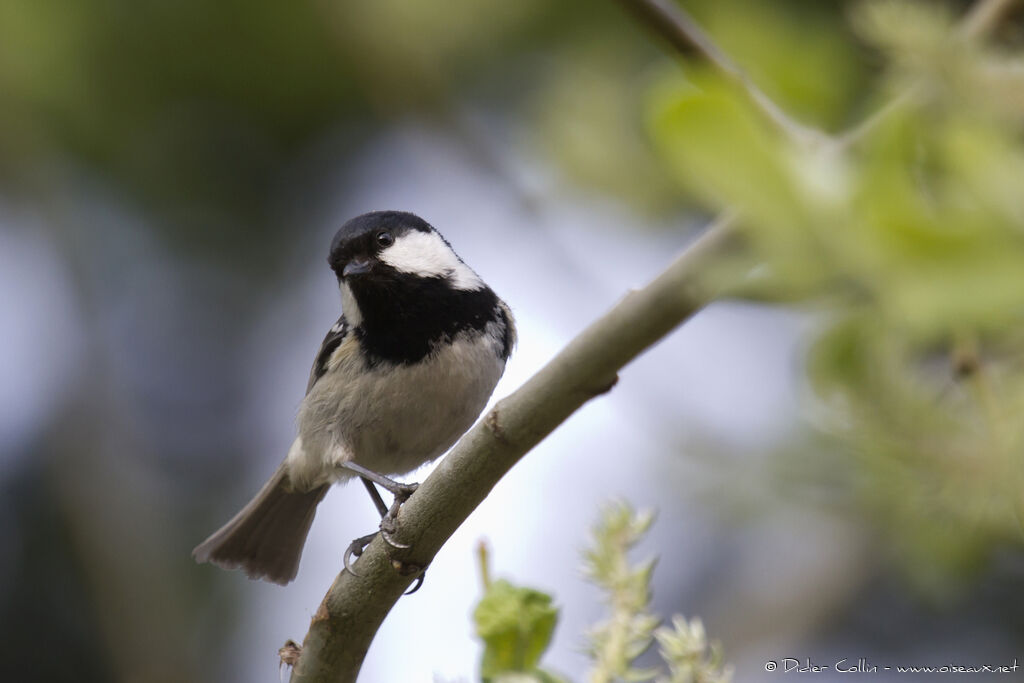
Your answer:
193;211;516;585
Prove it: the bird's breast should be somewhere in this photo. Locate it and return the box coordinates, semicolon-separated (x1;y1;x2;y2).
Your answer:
293;330;505;485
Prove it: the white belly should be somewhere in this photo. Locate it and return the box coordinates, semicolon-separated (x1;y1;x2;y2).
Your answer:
285;331;505;490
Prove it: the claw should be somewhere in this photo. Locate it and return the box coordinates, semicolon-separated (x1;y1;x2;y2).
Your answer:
343;552;361;577
343;532;378;577
380;512;411;548
404;571;426;595
380;525;412;549
344;526;427;593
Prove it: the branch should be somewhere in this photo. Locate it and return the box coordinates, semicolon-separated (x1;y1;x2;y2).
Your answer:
616;0;1015;152
613;0;828;147
288;212;741;682
838;0;1020;148
960;0;1020;40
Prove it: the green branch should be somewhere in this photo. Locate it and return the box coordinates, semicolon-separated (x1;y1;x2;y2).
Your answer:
613;0;828;147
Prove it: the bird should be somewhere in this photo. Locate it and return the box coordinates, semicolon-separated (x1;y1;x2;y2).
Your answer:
193;211;516;585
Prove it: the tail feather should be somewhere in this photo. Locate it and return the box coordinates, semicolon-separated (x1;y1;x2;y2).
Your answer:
193;463;329;585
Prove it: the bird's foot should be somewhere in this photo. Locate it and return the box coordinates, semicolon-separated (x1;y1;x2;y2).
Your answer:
379;492;415;549
338;462;425;590
378;494;429;593
342;528;428;594
390;480;419;501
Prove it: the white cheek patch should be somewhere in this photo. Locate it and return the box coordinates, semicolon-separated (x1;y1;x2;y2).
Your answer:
339;281;362;326
379;230;484;291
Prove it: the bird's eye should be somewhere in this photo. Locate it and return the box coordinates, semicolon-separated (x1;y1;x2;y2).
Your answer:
376;231;394;247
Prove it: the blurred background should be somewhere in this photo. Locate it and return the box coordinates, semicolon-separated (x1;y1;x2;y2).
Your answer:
2;0;1023;680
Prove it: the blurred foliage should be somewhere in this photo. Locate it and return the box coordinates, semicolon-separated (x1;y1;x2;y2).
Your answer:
473;504;732;683
582;504;731;683
531;44;681;212
685;0;867;129
648;0;1024;591
474;542;566;683
653;617;732;683
0;0;569;260
323;0;542;104
584;504;661;683
474;579;564;683
0;0;360;263
0;0;873;241
528;0;871;213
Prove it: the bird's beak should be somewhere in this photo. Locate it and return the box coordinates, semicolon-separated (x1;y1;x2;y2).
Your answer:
343;258;372;278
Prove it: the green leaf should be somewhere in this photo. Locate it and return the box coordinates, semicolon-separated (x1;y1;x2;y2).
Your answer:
493;673;568;683
648;72;803;232
691;0;864;127
475;579;559;680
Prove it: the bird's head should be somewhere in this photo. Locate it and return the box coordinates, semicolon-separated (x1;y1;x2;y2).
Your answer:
327;211;482;291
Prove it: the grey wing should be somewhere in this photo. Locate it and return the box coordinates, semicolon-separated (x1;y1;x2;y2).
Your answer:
496;300;517;360
306;315;349;393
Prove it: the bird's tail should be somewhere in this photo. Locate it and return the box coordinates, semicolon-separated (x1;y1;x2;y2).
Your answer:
192;463;329;585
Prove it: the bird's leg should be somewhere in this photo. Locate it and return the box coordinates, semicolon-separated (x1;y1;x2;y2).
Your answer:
340;462;419;502
340;463;426;586
342;479;391;576
361;477;389;517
